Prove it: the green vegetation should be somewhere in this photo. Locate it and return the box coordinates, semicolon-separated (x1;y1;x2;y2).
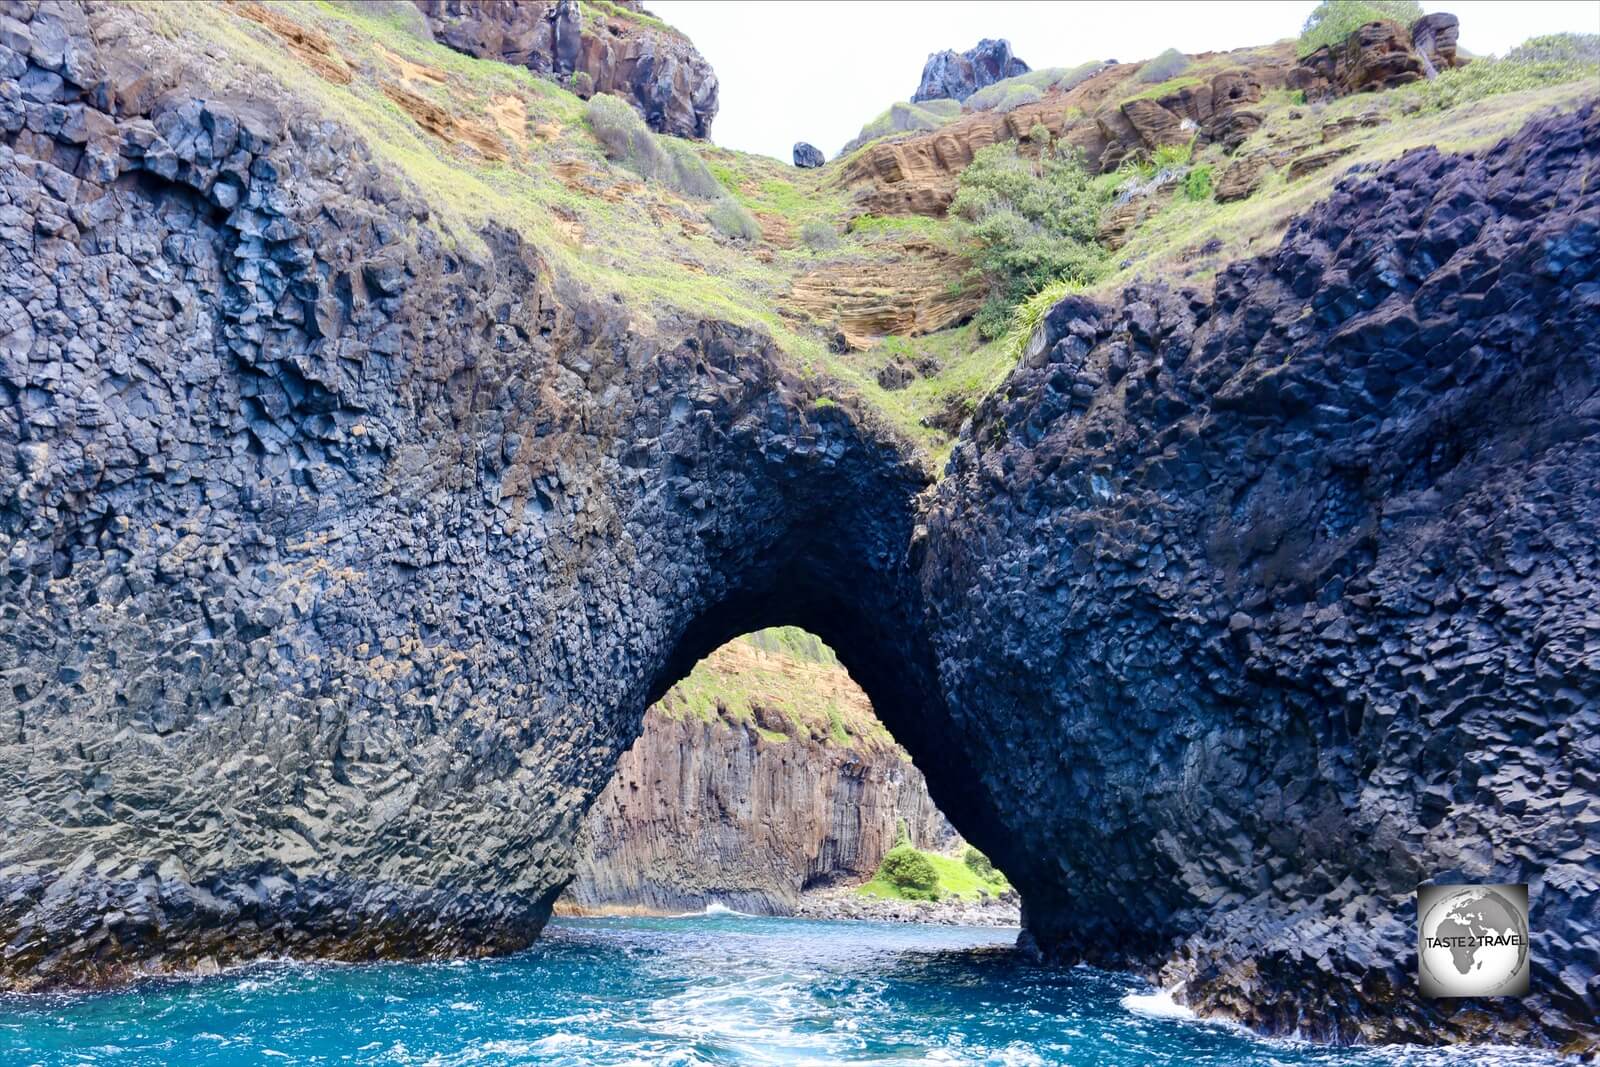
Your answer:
952;142;1110;339
859;843;1012;902
1136;47;1192;83
963;846;997;879
840;98;962;157
707;197;762;240
967;62;1106;111
1298;0;1423;57
1182;164;1214;201
655;628;898;750
875;846;939;900
585;93;723;198
1397;35;1600;112
799;219;841;251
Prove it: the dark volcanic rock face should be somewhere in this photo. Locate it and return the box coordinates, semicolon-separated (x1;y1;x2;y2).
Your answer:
564;707;953;914
920;104;1600;1047
0;0;956;989
912;38;1028;103
414;0;719;139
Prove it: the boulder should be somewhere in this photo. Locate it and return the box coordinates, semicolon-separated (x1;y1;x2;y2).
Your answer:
792;140;823;168
912;38;1028;103
1214;154;1271;201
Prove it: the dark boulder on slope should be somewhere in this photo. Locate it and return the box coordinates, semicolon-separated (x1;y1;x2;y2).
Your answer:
792;141;824;168
912;38;1028;103
921;102;1600;1049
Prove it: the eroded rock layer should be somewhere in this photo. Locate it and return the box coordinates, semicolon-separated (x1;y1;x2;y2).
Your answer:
920;103;1600;1048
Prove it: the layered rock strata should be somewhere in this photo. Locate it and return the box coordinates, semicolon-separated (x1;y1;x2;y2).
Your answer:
414;0;718;138
1290;14;1467;102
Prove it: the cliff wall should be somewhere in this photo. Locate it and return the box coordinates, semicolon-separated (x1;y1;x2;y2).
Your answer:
564;704;952;914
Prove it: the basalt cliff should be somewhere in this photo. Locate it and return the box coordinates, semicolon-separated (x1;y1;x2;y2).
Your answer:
0;0;1596;1056
560;631;955;915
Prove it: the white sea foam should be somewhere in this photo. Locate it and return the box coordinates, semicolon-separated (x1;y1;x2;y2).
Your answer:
1119;989;1196;1020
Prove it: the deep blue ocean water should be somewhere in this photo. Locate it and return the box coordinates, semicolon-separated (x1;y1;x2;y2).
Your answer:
0;913;1566;1066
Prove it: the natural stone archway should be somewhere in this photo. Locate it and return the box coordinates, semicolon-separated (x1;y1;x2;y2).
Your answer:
1;3;1597;1057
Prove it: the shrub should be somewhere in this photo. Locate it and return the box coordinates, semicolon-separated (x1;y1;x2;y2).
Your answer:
586;93;725;200
570;70;594;97
659;139;724;199
1298;1;1423;57
1028;122;1050;145
1183;164;1214;202
1506;32;1600;65
707;197;761;241
879;845;939;900
1136;48;1191;84
587;93;664;173
965;63;1105;112
841;98;961;156
1399;39;1600;112
800;219;840;251
951;142;1111;338
963;846;997;879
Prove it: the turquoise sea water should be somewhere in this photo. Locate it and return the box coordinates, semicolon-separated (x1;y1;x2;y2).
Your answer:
0;913;1565;1066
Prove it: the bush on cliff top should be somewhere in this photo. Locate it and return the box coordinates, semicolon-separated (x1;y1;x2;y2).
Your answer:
1135;48;1192;84
967;63;1106;112
840;98;961;156
952;142;1110;339
1297;0;1424;57
1398;34;1600;113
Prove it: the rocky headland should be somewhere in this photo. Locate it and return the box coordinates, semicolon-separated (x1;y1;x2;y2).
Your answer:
0;0;1596;1056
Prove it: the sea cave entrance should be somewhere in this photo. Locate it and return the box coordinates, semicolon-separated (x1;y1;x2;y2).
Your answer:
557;626;1016;921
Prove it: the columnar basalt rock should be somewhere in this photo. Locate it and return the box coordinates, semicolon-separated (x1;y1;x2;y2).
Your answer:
0;0;961;989
413;0;719;138
920;103;1600;1049
563;707;954;914
1;0;1596;1055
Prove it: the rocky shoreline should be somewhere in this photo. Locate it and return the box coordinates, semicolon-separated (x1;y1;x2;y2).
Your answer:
794;886;1021;928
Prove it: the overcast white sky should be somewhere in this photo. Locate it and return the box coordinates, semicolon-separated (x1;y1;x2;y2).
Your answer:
651;1;1600;161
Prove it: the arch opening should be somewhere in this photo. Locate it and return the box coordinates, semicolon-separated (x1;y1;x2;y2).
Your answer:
563;624;1015;919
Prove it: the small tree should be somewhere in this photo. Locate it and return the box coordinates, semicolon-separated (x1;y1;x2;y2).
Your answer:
880;845;939;900
1298;1;1424;57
